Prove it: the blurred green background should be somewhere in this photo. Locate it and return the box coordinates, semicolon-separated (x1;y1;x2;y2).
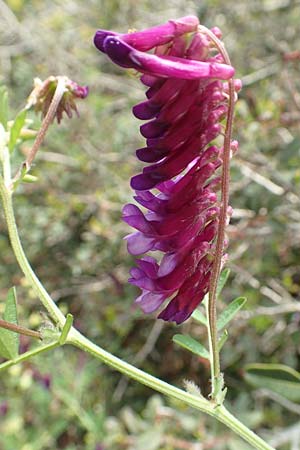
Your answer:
0;0;300;449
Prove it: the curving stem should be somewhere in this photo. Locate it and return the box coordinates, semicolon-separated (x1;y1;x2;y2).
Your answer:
198;25;236;401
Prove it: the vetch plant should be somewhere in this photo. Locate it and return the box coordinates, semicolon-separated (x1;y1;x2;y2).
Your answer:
94;15;240;402
0;15;288;450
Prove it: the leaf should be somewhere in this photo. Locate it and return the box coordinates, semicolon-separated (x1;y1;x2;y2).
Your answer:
191;308;207;325
0;86;8;129
22;174;38;183
0;287;19;359
216;268;231;298
244;363;300;401
217;297;247;331
173;334;210;360
8;108;27;152
218;329;228;351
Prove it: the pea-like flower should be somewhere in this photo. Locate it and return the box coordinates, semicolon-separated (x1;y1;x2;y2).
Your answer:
94;16;240;323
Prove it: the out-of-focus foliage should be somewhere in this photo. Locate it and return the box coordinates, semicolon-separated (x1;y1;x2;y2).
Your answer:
0;0;299;449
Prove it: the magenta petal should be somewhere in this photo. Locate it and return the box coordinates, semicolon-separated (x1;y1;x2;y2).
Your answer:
94;30;119;52
140;120;168;138
140;74;161;87
122;204;155;233
134;191;166;213
104;37;234;79
137;257;159;278
186;32;210;61
134;52;235;80
158;301;192;324
158;251;183;277
130;274;156;291
121;16;199;51
131;171;166;190
103;36;136;69
158;270;211;323
135;291;167;313
125;232;156;255
133;101;160;120
136;146;169;163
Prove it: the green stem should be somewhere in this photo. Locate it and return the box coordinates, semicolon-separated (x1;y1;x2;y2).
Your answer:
0;171;275;449
0;176;65;327
68;328;274;450
204;297;216;389
0;341;59;372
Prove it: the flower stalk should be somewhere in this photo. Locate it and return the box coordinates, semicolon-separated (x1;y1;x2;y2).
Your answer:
198;25;236;400
10;77;67;188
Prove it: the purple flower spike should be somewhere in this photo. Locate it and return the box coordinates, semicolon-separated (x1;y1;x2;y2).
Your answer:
94;17;240;323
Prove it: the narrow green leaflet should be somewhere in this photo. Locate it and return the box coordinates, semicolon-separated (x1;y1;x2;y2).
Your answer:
172;334;210;360
0;86;8;128
8;109;27;152
244;363;300;401
191;308;207;325
216;268;231;298
22;174;38;183
218;329;228;351
0;287;19;359
217;297;247;331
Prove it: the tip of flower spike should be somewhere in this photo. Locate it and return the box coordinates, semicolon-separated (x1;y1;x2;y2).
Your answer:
94;30;118;53
103;36;135;68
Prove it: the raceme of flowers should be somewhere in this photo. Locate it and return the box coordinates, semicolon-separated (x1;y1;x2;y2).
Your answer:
94;16;241;323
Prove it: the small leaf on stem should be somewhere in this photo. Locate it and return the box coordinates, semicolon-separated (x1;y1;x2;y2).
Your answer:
8;109;27;153
0;287;19;359
216;268;231;298
22;174;38;183
217;296;247;331
0;86;8;129
173;334;210;359
192;308;207;325
218;329;228;351
244;363;300;401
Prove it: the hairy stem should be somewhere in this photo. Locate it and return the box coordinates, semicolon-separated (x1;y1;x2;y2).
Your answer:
0;341;59;372
68;328;274;450
199;26;236;398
